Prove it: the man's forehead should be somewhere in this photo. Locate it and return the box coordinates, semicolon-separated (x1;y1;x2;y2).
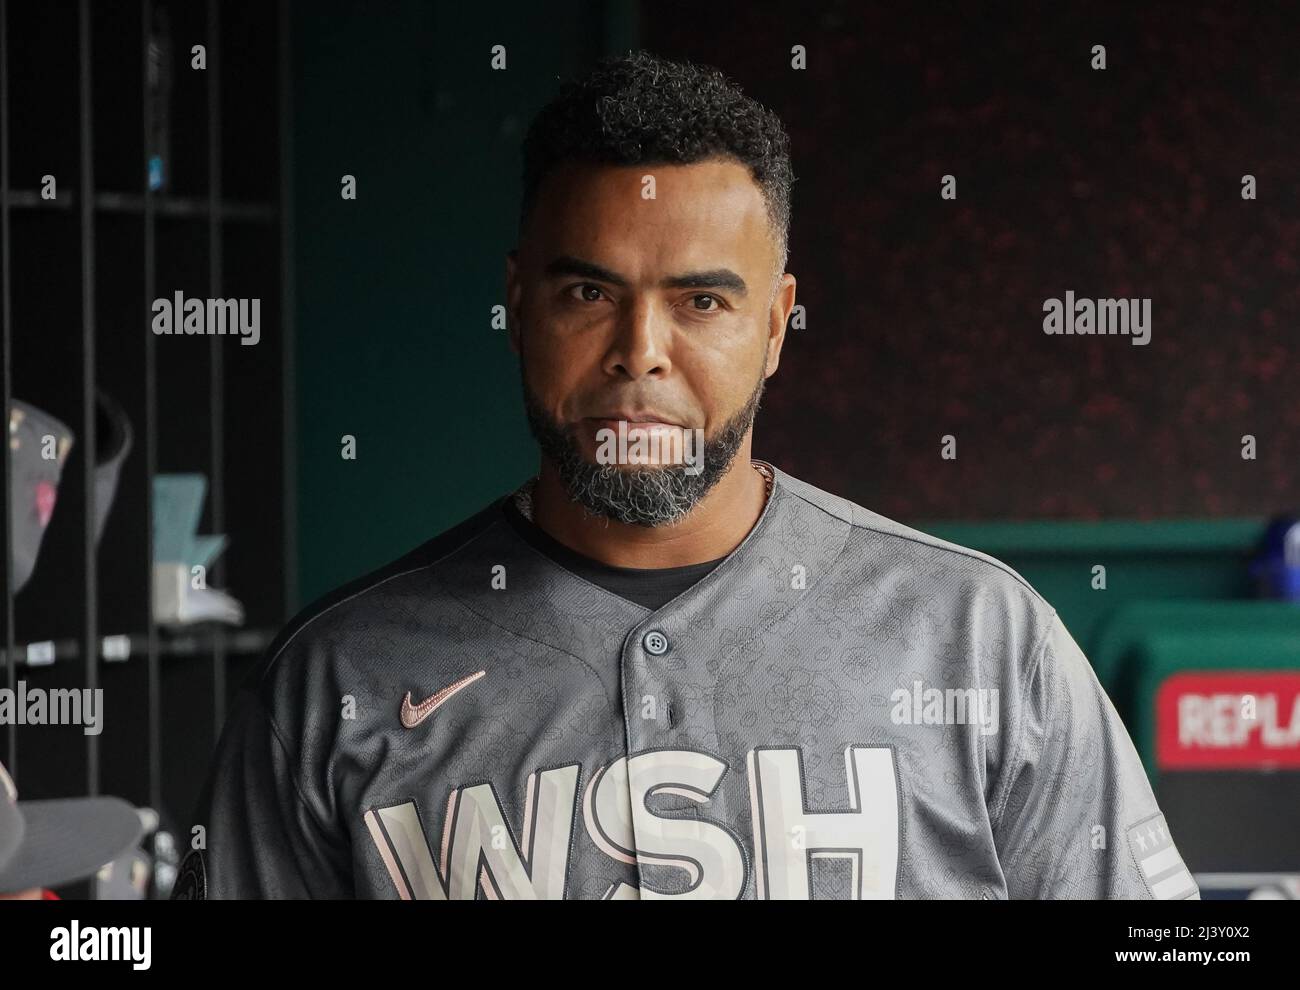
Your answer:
529;159;774;271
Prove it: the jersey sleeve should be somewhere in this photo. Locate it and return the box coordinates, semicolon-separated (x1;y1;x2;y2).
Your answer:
991;612;1200;900
173;685;353;899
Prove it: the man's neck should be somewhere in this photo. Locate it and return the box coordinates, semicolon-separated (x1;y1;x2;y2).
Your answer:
530;453;770;569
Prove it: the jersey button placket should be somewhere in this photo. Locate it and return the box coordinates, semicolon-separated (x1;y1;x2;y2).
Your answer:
621;624;676;893
641;630;674;727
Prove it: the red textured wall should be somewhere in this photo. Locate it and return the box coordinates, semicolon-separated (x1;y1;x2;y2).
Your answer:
644;2;1300;520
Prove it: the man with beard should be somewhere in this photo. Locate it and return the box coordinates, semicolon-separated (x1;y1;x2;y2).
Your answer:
179;51;1195;901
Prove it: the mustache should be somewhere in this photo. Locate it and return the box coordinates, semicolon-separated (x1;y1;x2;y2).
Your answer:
526;376;767;450
577;406;690;427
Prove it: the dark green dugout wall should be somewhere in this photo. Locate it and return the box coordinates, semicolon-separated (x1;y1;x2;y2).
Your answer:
290;1;638;604
920;518;1261;653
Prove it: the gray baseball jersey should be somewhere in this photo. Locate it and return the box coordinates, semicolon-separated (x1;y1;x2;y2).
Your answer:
175;463;1199;900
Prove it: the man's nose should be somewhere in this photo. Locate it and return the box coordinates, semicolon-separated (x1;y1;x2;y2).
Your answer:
603;296;672;379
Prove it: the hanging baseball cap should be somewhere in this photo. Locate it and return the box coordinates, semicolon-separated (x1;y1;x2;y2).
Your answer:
0;759;144;895
7;391;133;596
0;763;21;875
7;399;74;595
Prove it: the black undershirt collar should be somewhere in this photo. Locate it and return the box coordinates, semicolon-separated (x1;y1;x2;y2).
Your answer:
499;497;727;611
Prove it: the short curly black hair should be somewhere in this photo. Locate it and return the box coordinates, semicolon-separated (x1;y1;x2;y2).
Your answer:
520;50;794;277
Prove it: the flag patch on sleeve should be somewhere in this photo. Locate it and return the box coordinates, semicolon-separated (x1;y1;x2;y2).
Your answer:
171;849;207;901
1126;813;1198;900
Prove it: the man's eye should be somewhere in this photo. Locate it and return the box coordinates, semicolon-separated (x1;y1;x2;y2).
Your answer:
690;294;721;312
569;284;606;303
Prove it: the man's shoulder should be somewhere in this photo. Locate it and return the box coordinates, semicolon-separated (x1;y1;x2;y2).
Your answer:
247;494;512;693
774;465;1052;618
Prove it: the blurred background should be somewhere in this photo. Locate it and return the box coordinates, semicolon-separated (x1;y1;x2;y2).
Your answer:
2;0;1298;898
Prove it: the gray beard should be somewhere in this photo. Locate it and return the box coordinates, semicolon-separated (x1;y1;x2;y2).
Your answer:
521;371;766;528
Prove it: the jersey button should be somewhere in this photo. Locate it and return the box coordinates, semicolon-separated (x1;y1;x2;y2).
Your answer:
642;630;670;656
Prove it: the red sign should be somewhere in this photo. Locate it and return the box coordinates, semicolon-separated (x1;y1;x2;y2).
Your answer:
1157;672;1300;770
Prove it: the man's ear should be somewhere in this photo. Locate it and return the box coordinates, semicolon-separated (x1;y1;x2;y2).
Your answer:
765;272;796;377
505;249;522;355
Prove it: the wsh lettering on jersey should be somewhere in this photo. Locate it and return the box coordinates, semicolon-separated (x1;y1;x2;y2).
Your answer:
363;745;901;900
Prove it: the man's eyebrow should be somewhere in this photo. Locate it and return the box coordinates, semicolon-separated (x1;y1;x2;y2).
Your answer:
543;256;629;287
661;269;748;297
542;255;748;297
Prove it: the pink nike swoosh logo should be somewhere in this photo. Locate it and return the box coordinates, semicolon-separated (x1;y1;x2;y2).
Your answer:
400;670;486;729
